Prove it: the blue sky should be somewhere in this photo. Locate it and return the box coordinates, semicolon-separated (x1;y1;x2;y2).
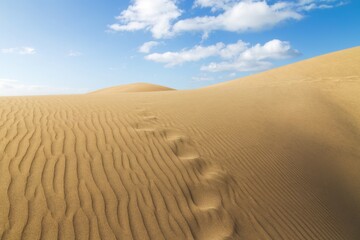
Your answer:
0;0;359;95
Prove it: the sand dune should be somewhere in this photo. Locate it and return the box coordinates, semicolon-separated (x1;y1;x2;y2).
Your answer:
90;82;175;94
0;46;360;239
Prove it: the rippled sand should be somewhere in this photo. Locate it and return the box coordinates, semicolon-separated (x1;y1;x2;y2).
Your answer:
0;47;360;239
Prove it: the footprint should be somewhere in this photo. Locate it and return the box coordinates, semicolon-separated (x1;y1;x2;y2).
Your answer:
134;122;156;132
169;138;200;160
162;129;186;141
200;166;230;186
196;209;235;240
161;129;200;160
162;129;201;160
189;157;208;172
142;115;158;121
136;109;155;118
133;112;237;239
135;108;147;114
190;184;221;210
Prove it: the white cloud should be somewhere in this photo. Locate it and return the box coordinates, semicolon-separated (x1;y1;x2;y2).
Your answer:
201;59;272;72
194;0;235;11
67;50;82;57
201;39;300;72
228;72;237;77
218;40;248;59
295;0;347;11
145;43;224;67
0;79;85;96
173;1;303;35
1;47;36;55
138;41;160;53
145;39;299;72
109;0;181;39
110;0;344;39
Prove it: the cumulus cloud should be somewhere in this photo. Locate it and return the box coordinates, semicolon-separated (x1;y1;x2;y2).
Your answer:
1;47;36;55
218;40;248;59
0;79;85;96
194;0;235;11
150;39;247;63
295;0;347;11
145;43;225;66
145;39;299;72
110;0;344;39
109;0;181;39
202;39;300;72
139;41;160;53
202;60;272;72
173;1;303;34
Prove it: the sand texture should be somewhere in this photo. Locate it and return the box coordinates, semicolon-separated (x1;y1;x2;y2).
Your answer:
90;82;175;94
1;47;360;239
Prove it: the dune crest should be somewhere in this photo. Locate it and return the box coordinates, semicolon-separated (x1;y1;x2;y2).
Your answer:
0;46;360;239
89;82;175;94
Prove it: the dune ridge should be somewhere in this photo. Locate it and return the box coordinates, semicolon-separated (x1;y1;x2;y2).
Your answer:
0;46;360;239
89;82;175;94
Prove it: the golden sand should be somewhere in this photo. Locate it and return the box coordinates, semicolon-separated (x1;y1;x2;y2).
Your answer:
0;47;359;239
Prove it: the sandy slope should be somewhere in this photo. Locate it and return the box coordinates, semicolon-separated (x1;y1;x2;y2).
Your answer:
90;82;175;94
0;47;360;240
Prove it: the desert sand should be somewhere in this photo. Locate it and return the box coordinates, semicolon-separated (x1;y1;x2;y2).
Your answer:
0;46;360;239
90;82;175;94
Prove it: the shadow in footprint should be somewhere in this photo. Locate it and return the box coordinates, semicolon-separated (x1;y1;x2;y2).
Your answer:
169;138;200;160
162;129;186;141
134;122;156;132
196;209;235;240
162;129;200;160
201;166;230;186
190;184;221;210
